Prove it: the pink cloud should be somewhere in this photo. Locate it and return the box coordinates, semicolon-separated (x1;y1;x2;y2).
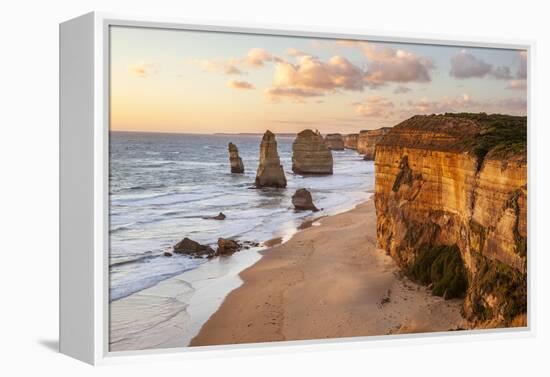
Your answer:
197;58;243;75
352;96;395;118
507;79;527;90
362;44;434;86
286;48;312;57
352;93;526;122
265;87;325;103
243;48;280;68
517;50;527;79
337;41;434;87
266;55;366;102
227;79;255;90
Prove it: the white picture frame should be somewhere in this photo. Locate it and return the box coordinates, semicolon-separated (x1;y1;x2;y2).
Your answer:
59;11;536;365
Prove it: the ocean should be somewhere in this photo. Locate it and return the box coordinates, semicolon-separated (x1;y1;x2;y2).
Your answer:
109;132;374;302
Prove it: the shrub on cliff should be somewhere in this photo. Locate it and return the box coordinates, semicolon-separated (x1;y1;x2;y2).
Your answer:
408;244;468;299
449;112;527;163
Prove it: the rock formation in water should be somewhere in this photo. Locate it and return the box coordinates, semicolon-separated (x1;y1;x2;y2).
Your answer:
216;238;242;255
202;212;226;220
357;127;391;159
255;130;287;188
343;134;358;149
374;113;527;327
228;142;244;173
324;133;345;150
292;129;333;175
173;237;215;258
292;188;319;212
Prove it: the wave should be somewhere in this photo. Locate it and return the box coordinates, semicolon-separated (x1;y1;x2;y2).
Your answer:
111;191;227;207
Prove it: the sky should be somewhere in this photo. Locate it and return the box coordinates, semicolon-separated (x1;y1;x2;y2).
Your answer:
110;26;527;134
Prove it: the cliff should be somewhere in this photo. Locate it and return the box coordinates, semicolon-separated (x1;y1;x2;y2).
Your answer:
357;127;391;159
324;133;345;150
374;113;527;327
292;129;333;175
255;130;287;188
343;133;358;149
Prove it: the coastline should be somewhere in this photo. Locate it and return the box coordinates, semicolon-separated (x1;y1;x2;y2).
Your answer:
190;199;467;347
108;196;369;351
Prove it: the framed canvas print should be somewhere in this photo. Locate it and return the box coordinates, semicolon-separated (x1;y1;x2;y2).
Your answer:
59;12;533;365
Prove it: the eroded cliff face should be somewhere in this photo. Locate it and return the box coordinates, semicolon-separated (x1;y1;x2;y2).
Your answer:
324;133;345;150
374;114;527;327
357;127;391;159
343;134;358;149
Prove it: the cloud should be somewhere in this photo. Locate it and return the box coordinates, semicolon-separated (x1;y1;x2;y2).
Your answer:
450;50;493;78
517;50;527;79
405;94;474;114
404;94;526;116
266;55;367;102
352;96;395;118
506;79;527;90
394;85;412;94
286;48;312;57
195;58;243;75
191;48;281;76
265;87;325;103
337;41;434;87
128;62;157;78
362;44;434;86
227;79;255;90
491;65;513;79
450;50;517;81
243;48;280;68
353;93;526;121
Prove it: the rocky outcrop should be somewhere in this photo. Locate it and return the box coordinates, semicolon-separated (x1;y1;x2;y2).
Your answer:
255;131;287;188
292;129;333;175
375;114;527;327
343;134;358;149
216;238;242;255
202;212;226;220
357;127;391;159
228;142;244;173
324;133;345;150
173;237;215;257
292;188;319;212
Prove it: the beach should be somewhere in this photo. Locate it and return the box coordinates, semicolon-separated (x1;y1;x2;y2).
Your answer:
190;199;467;346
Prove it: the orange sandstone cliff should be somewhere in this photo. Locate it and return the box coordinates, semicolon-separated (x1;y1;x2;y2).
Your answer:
374;113;527;327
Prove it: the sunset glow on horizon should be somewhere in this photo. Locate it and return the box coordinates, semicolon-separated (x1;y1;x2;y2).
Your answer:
110;26;527;134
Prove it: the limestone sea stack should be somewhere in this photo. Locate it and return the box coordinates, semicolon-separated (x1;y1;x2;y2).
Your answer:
375;113;527;327
292;188;319;211
343;133;358;149
324;133;345;150
255;130;287;188
228;142;244;173
292;129;333;175
357;127;391;159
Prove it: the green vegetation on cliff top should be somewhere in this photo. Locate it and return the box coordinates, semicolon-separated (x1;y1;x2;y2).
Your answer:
385;113;526;162
448;113;526;161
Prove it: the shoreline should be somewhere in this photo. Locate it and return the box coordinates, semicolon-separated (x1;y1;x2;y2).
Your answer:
109;198;368;351
190;199;467;347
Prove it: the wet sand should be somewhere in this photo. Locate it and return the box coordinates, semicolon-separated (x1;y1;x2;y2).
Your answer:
191;199;467;346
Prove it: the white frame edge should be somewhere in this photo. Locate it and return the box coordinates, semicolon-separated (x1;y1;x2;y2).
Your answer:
59;11;536;365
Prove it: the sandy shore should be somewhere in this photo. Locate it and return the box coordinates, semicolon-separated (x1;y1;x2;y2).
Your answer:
190;199;467;346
